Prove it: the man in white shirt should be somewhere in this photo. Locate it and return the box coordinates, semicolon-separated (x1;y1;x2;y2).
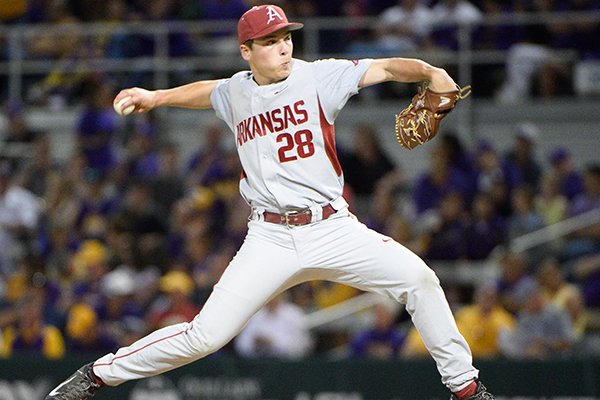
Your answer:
235;294;313;359
0;162;42;275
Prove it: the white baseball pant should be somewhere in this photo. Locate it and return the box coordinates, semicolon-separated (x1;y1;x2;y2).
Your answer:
93;209;478;392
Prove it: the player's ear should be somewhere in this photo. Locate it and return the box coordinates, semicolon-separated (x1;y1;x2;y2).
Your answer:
240;43;251;61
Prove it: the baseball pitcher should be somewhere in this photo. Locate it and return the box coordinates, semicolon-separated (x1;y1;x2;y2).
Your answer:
45;5;491;400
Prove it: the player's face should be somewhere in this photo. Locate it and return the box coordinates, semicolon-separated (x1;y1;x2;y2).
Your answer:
241;29;294;85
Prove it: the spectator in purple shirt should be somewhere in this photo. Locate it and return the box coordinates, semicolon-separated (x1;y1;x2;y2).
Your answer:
75;82;119;175
423;191;470;260
562;164;600;260
465;193;507;260
495;250;537;315
74;168;119;235
504;122;543;192
413;146;470;215
350;298;405;358
569;164;600;216
198;0;248;52
202;0;247;21
545;0;600;60
122;117;160;179
436;133;478;195
474;139;523;217
548;147;584;201
573;251;600;308
475;139;523;195
186;124;230;188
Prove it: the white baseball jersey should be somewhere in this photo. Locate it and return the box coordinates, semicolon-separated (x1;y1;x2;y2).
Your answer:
89;58;479;395
210;58;372;211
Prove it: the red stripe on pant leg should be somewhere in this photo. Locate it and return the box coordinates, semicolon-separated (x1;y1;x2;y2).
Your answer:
93;325;192;366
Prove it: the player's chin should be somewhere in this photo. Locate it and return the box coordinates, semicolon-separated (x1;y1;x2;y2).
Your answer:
274;71;291;82
280;65;292;77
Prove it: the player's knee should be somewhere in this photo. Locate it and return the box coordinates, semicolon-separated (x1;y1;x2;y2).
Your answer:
411;265;441;291
188;323;230;355
201;332;230;353
400;266;442;311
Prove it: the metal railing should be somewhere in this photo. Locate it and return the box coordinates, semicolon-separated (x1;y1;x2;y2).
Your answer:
510;208;600;254
1;11;599;104
304;207;600;332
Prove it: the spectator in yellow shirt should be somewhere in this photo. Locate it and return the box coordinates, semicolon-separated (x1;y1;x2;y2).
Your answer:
1;293;65;359
402;283;515;359
454;283;515;358
401;324;429;358
0;0;26;22
537;257;589;338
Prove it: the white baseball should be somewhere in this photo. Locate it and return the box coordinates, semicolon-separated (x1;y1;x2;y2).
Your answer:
114;96;135;116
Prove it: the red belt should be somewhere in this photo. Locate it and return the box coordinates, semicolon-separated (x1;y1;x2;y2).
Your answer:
263;204;336;227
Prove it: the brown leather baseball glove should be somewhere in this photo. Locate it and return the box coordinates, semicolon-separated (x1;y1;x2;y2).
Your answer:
395;83;471;150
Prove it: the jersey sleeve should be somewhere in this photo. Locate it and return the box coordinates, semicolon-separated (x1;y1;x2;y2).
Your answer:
314;58;373;124
209;78;234;131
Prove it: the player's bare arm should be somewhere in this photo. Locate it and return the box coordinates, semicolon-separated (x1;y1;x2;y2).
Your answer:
359;58;457;92
113;80;219;114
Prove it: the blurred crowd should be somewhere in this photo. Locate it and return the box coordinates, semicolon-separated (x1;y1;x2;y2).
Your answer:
1;0;600;105
0;86;600;362
0;0;599;363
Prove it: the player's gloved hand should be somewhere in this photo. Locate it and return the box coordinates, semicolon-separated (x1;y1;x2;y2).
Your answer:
395;83;471;150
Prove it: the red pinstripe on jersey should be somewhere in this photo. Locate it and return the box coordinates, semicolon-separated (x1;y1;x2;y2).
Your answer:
317;97;342;177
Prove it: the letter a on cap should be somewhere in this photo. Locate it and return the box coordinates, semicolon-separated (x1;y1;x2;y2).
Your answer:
266;6;284;24
237;4;304;44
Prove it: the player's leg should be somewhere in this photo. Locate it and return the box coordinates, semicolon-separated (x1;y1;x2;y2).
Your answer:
45;221;308;399
92;286;264;385
298;214;483;396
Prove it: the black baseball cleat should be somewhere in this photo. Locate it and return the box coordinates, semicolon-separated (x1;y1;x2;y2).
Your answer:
450;380;494;400
45;363;104;400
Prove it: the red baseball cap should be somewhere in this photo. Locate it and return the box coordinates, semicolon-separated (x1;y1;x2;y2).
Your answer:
237;5;303;44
